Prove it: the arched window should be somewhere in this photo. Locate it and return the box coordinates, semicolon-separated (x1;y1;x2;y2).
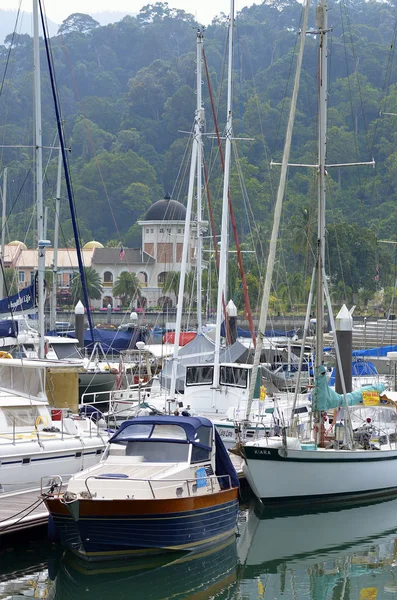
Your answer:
102;295;113;308
103;271;113;287
137;272;148;287
158;272;167;287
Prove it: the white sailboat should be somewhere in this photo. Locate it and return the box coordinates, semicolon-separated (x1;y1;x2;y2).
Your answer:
242;0;397;506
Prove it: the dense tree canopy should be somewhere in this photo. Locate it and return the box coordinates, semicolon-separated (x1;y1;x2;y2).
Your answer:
2;0;397;310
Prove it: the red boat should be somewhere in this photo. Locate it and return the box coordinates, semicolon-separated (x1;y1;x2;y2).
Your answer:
163;331;197;345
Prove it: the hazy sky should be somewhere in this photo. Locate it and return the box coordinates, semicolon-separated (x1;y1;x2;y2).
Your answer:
3;0;257;25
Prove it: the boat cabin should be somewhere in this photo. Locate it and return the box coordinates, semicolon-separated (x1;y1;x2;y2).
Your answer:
65;415;238;500
183;362;256;415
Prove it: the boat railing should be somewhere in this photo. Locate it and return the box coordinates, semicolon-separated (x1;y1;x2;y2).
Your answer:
0;406;103;446
40;475;64;496
83;473;232;499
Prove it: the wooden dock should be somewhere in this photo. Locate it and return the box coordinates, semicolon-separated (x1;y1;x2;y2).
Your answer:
0;488;48;536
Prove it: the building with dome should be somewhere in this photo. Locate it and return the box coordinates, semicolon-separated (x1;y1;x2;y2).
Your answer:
90;196;200;309
7;196;202;311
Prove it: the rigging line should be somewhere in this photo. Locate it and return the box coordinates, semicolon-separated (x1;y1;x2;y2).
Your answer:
272;6;304;159
38;0;94;336
202;50;256;345
338;1;370;223
0;0;23;101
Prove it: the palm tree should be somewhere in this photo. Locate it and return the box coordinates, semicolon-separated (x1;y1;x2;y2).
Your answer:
3;268;19;297
113;271;142;308
163;270;195;300
70;266;103;305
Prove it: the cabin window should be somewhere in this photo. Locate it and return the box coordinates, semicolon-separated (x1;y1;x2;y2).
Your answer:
151;425;187;440
220;366;248;388
191;446;210;463
186;366;214;386
116;423;153;440
125;441;189;463
51;343;82;360
194;426;212;448
3;406;40;427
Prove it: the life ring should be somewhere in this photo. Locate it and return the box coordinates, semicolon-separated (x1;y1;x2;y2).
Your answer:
0;352;12;359
35;415;50;428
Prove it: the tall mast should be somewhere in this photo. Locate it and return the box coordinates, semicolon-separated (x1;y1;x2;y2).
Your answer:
0;167;7;300
213;0;234;394
196;29;204;334
169;31;204;398
245;0;310;418
33;0;46;358
50;147;62;331
315;0;328;371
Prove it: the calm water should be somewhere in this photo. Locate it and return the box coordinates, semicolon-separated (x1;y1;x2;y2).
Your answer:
3;498;397;600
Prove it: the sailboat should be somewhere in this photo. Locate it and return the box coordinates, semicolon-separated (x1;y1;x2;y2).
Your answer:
241;0;397;506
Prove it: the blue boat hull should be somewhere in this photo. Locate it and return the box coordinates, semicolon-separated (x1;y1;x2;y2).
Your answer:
45;491;239;560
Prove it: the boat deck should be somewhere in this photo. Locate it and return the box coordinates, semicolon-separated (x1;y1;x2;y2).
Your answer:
0;488;48;535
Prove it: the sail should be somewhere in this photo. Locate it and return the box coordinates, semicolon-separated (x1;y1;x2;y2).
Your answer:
0;282;37;316
314;364;385;411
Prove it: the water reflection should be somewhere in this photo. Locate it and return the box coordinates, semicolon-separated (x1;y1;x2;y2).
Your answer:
48;536;238;600
5;498;397;600
237;497;397;599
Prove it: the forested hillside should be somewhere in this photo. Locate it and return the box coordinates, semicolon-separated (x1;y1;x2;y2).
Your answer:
1;0;397;309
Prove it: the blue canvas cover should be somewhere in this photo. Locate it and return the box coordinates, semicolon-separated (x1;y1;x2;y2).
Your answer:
109;415;213;445
328;359;379;386
0;319;18;337
214;428;239;489
314;365;385;411
65;326;147;353
353;345;397;358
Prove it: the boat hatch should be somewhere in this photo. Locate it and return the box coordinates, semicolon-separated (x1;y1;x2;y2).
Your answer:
220;366;248;389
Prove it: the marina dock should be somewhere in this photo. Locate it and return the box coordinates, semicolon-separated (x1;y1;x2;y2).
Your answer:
0;488;48;536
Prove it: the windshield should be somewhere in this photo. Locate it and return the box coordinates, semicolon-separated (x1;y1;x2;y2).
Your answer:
106;440;190;463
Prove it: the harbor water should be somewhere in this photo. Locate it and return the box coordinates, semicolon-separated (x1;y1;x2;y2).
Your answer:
2;496;397;599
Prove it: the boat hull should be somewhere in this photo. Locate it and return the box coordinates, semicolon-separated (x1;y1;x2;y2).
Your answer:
44;488;239;560
243;444;397;505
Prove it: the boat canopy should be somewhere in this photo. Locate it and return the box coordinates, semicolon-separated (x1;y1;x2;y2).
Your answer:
314;365;386;411
108;416;239;488
109;415;214;448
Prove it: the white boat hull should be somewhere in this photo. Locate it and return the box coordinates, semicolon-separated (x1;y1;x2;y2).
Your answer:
243;440;397;504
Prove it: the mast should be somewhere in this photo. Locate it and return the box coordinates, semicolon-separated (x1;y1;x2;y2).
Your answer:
245;0;310;418
213;0;234;395
196;29;204;334
315;0;328;374
50;147;62;331
169;30;204;398
0;167;7;300
33;0;46;359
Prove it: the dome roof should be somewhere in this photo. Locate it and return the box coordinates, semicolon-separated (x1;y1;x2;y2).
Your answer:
83;240;104;249
8;240;27;250
143;196;187;222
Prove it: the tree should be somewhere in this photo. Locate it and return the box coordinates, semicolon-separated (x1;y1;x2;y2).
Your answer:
70;267;103;305
2;269;18;297
58;14;100;35
113;271;142;308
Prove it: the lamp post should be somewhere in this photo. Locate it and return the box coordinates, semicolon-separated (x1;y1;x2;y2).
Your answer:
136;340;145;406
